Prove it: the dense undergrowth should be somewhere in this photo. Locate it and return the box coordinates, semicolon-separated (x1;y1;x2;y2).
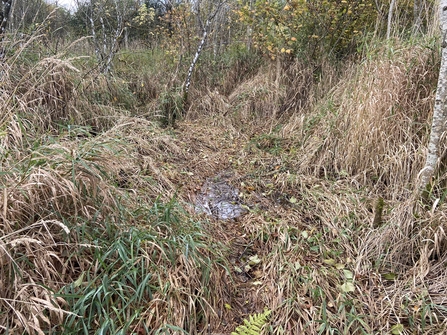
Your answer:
1;25;447;335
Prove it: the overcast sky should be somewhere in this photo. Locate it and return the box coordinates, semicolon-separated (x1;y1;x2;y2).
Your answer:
49;0;77;10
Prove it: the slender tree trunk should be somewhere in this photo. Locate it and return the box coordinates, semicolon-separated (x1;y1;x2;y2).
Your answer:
182;1;224;113
124;26;128;49
413;0;422;34
89;15;101;64
87;0;124;75
183;23;208;100
0;0;12;59
419;1;447;190
246;0;253;51
386;0;397;39
0;0;12;38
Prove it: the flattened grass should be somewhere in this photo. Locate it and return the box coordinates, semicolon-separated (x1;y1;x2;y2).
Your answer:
3;28;447;335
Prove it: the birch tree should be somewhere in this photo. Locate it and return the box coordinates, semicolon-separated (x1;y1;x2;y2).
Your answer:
386;0;396;39
419;1;447;190
413;0;423;34
182;0;226;109
0;0;12;40
0;0;12;60
79;0;135;74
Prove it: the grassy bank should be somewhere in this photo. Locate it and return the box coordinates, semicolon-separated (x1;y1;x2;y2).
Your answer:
1;30;447;335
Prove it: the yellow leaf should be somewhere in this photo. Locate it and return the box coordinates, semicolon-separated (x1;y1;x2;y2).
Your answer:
343;269;353;280
281;48;286;53
323;259;335;266
286;49;292;54
391;324;404;334
340;282;355;292
283;5;290;10
225;303;232;310
248;255;262;265
382;272;398;280
73;272;85;288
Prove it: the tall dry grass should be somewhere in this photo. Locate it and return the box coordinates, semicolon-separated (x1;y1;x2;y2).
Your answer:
182;34;447;333
0;29;234;333
3;12;447;334
269;37;447;333
285;39;438;191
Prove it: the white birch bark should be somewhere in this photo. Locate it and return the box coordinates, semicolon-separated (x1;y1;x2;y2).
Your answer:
89;14;101;64
413;0;422;34
184;25;208;96
0;0;12;37
86;0;125;75
419;1;447;189
0;0;13;59
386;0;397;39
183;1;225;105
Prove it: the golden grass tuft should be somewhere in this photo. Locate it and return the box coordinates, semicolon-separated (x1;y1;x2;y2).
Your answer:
0;219;73;334
4;26;447;334
286;40;439;191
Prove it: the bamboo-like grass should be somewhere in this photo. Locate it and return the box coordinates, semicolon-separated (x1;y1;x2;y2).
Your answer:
2;20;447;335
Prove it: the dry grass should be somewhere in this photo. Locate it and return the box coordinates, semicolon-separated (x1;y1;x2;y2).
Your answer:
182;37;447;334
286;40;438;192
3;27;447;335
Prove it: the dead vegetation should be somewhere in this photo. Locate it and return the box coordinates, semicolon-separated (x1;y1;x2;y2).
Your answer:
1;29;447;335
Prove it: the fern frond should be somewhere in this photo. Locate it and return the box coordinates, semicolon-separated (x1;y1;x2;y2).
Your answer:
231;308;272;335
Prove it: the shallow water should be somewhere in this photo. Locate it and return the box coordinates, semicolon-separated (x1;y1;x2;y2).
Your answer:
195;175;247;220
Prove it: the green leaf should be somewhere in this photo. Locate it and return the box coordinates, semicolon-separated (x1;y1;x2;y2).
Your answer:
382;272;398;280
323;258;335;266
248;255;262;265
340;282;355;292
289;196;297;204
343;269;353;280
390;323;404;334
73;272;85;288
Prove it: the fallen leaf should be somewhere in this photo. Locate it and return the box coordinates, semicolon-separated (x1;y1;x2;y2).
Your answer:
248;255;261;265
73;272;85;288
234;266;243;274
340;282;355;292
382;273;398;280
323;259;336;266
343;269;353;280
390;323;404;334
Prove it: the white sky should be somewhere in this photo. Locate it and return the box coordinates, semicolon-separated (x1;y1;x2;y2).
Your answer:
48;0;77;10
